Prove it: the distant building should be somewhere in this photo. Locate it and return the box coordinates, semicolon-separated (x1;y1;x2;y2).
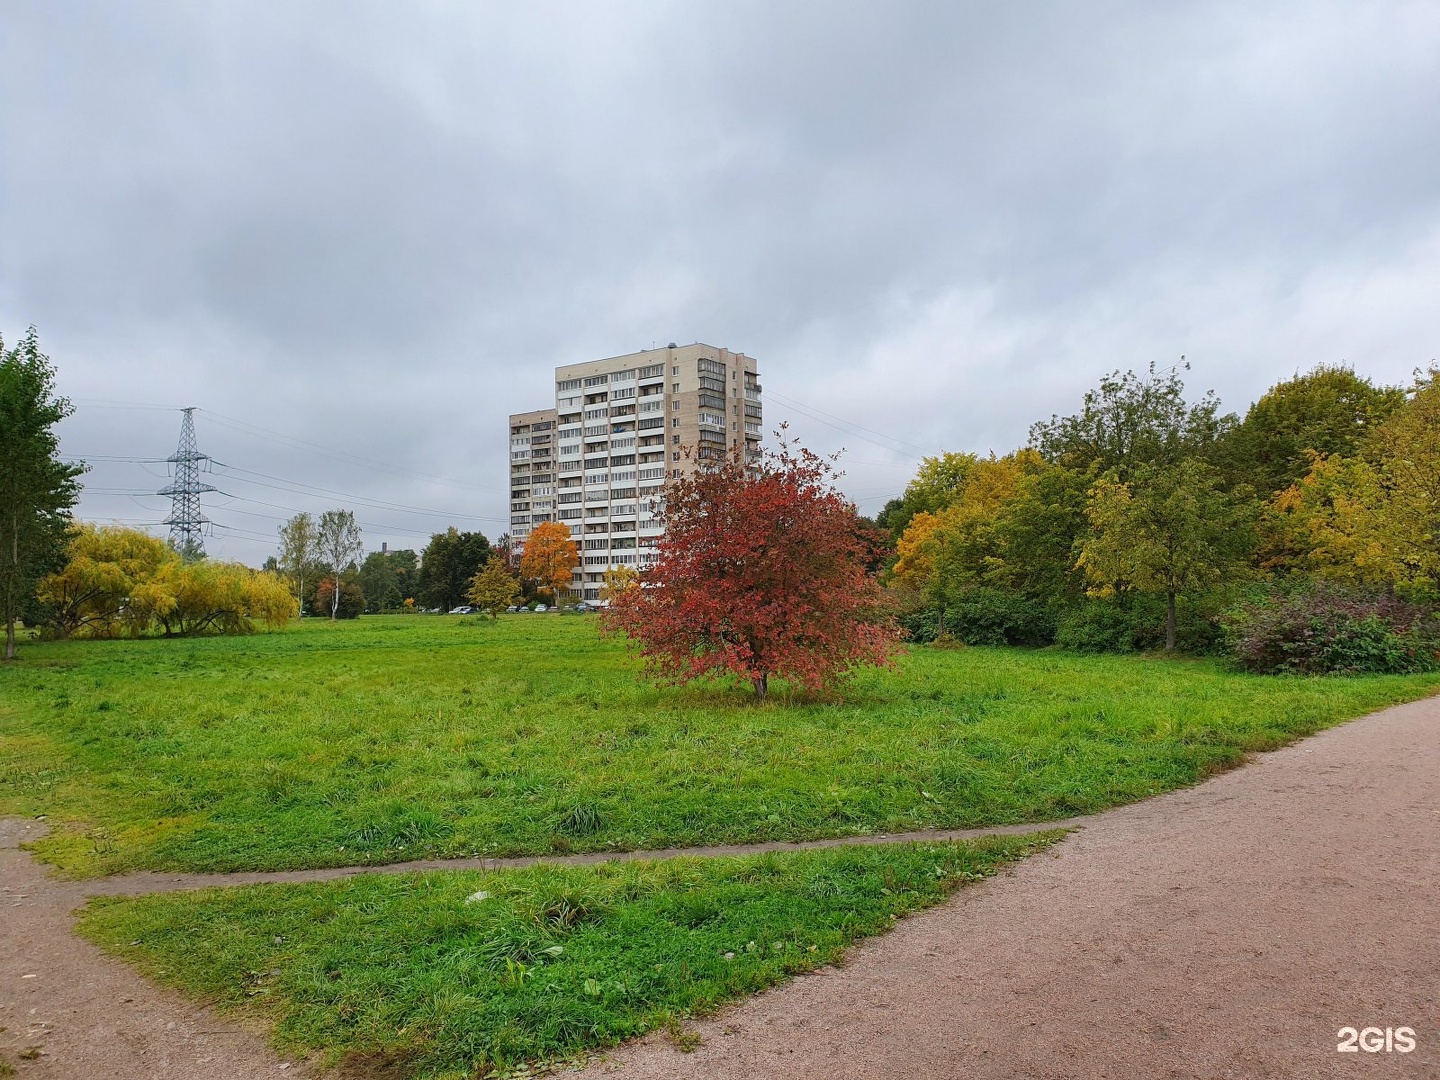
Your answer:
508;343;762;601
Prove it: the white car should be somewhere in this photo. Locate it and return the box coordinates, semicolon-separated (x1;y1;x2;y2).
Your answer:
449;605;474;615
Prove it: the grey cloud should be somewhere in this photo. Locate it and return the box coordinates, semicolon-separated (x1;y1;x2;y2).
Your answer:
2;0;1437;555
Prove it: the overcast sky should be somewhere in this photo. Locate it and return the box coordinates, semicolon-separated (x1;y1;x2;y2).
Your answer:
3;1;1438;561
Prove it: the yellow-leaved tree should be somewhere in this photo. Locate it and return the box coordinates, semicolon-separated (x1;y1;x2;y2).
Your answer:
889;453;1032;638
1274;369;1440;592
599;564;639;603
39;525;295;637
38;524;177;638
465;556;521;619
130;559;295;636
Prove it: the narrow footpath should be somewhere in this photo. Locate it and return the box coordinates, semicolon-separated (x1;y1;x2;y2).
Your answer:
2;694;1436;1078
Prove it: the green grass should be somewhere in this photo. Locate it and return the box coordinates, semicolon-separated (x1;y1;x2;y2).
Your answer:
77;833;1061;1078
2;616;1436;876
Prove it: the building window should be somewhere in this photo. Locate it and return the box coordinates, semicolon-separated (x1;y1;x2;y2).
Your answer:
672;417;680;427
672;366;679;376
672;451;680;461
671;400;680;410
672;434;680;443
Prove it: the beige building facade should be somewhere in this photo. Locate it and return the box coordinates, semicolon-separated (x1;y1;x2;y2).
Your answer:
508;343;762;601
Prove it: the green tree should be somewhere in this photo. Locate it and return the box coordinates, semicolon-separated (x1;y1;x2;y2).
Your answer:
276;512;321;616
1077;459;1257;651
1;328;86;660
988;458;1091;603
358;548;418;613
1030;363;1236;479
316;510;364;620
465;556;521;619
1223;364;1405;496
417;528;492;612
877;451;978;538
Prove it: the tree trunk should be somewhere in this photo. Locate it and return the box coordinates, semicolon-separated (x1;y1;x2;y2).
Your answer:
5;518;16;660
331;571;340;620
1165;590;1176;652
752;673;768;699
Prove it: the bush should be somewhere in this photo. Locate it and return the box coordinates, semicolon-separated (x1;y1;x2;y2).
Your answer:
1055;594;1225;654
313;578;365;619
1222;587;1440;675
901;589;1056;647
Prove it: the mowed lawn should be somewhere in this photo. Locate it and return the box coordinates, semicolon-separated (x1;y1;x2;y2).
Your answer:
2;615;1437;876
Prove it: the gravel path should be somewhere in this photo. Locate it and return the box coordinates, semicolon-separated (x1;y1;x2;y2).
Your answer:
576;694;1440;1079
2;693;1435;1077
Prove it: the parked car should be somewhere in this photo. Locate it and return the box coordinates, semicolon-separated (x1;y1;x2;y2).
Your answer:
449;605;474;615
534;604;548;613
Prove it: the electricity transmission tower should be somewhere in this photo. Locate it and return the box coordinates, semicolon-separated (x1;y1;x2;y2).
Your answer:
159;407;216;558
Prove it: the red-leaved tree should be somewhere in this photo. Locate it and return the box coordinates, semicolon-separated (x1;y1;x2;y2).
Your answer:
601;437;902;698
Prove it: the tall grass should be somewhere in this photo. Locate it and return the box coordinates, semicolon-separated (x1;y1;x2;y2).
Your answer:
2;616;1435;876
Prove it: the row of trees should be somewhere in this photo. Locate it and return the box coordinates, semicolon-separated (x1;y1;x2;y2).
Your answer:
881;363;1439;654
267;513;583;619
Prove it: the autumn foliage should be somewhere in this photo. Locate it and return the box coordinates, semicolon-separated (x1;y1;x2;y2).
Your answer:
520;520;579;602
601;439;901;698
38;524;296;637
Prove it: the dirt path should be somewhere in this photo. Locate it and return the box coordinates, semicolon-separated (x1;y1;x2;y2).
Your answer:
576;694;1440;1079
75;819;1089;898
3;694;1436;1077
1;817;315;1079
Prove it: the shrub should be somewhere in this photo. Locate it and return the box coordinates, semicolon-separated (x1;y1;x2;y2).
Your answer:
1221;587;1440;675
314;578;365;619
1055;594;1225;654
901;589;1055;646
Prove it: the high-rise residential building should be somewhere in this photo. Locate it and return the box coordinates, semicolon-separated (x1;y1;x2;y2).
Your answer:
506;406;559;544
508;343;762;601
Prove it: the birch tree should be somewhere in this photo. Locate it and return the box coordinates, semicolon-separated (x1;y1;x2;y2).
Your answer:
316;510;364;620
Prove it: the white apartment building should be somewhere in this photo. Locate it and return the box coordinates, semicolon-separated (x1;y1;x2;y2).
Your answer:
509;343;762;601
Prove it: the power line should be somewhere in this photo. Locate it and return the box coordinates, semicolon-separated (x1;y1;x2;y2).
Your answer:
762;389;935;460
208;462;508;525
201;409;504;497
